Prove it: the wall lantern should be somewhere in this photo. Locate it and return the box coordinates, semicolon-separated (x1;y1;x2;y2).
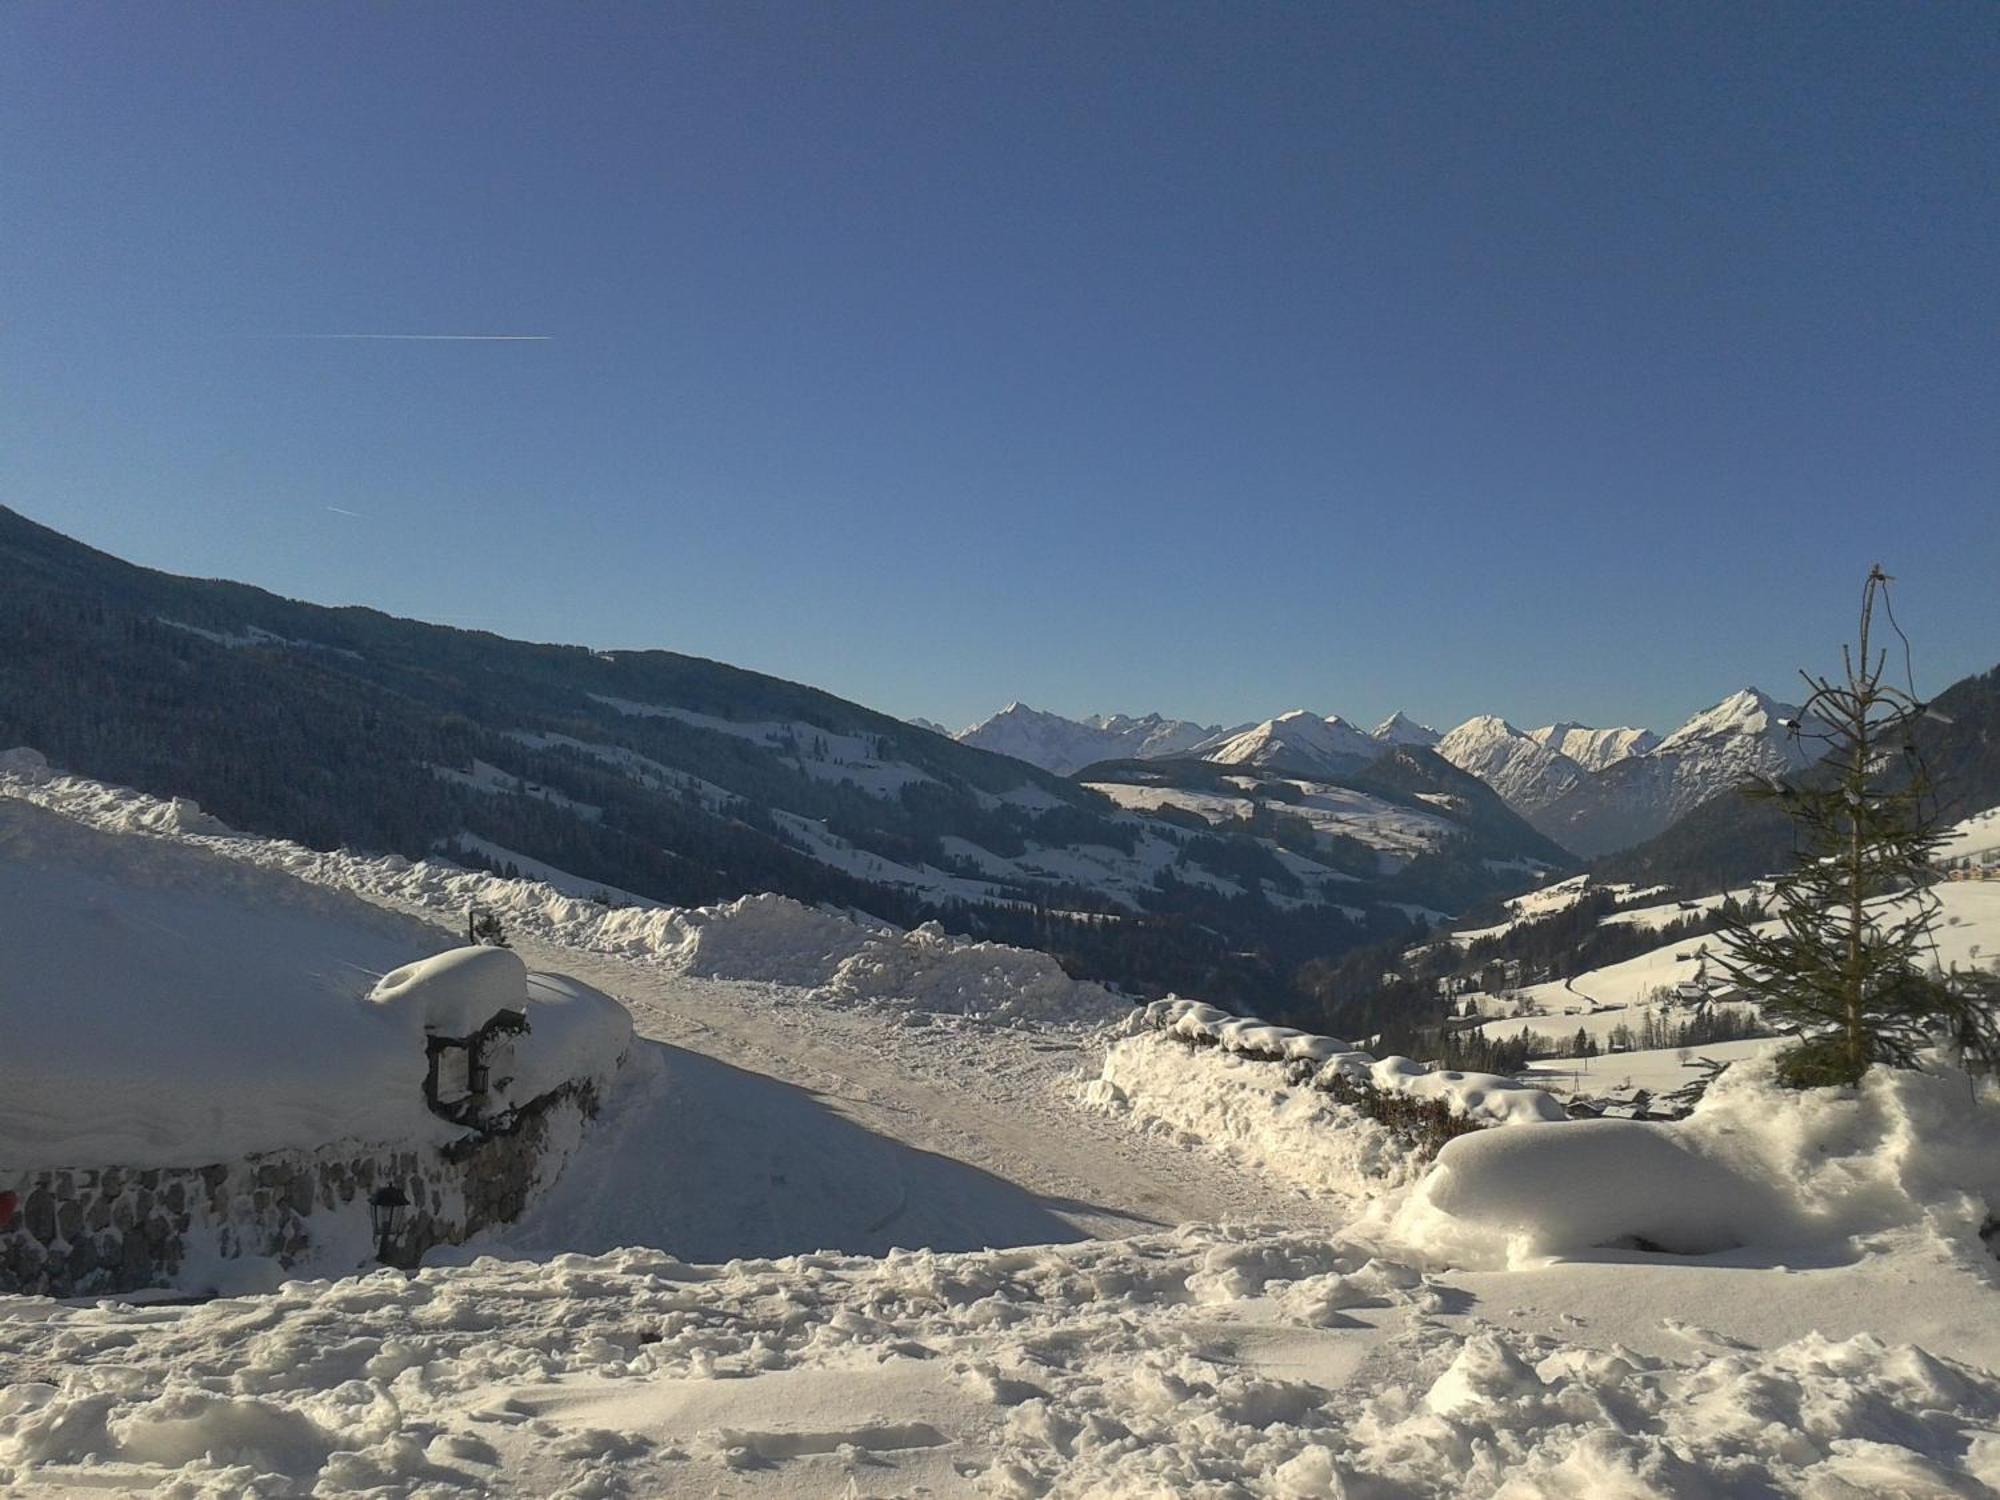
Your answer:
369;1184;411;1265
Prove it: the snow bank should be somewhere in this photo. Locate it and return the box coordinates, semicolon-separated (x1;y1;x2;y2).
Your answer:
2;758;1126;1027
1396;1053;2000;1268
1087;1033;1425;1195
1135;998;1568;1127
0;795;628;1168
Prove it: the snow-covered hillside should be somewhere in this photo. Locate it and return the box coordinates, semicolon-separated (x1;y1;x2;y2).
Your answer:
1534;688;1819;857
954;703;1223;774
1086;774;1459;866
5;755;1999;1499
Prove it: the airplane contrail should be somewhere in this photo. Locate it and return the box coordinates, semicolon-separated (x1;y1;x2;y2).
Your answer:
263;333;553;341
326;506;362;517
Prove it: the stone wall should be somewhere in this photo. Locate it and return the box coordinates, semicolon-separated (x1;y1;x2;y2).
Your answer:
0;1082;600;1298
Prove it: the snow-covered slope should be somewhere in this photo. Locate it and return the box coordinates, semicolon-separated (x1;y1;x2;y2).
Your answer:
6;752;2000;1499
1372;710;1441;748
1199;709;1381;777
1534;688;1817;857
954;703;1221;774
1435;715;1586;814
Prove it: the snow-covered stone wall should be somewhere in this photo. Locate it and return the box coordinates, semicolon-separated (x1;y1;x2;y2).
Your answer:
1;1079;602;1298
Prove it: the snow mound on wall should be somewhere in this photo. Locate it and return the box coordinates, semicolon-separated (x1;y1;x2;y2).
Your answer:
2;756;1125;1028
371;945;531;1034
1135;998;1568;1127
0;797;457;1167
367;946;632;1109
1086;1032;1424;1195
1396;1054;2000;1269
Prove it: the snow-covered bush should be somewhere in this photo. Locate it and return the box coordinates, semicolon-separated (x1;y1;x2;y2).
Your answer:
1394;1050;2000;1268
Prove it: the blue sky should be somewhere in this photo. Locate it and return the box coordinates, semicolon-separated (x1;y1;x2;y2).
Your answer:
4;3;1995;736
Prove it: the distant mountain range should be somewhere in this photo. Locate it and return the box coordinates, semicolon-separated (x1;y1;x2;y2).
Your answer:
955;692;1821;859
955;704;1231;776
0;506;1568;1009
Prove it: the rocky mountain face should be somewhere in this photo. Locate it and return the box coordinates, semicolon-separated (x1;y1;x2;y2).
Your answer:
1529;722;1660;772
1434;716;1589;814
1530;689;1817;858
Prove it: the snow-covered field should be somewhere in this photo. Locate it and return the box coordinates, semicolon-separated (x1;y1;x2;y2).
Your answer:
5;752;1999;1498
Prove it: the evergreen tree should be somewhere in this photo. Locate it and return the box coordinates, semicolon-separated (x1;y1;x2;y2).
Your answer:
1718;567;1998;1086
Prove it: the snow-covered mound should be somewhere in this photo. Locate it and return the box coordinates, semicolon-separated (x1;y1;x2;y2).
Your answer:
1087;1033;1427;1196
820;921;1126;1023
368;947;633;1109
1396;1053;2000;1269
1;755;1125;1029
0;795;628;1168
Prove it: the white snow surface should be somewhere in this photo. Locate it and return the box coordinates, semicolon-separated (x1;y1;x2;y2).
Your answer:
7;749;2000;1499
1124;1000;1569;1129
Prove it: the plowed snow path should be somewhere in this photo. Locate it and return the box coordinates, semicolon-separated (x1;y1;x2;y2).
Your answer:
488;937;1334;1261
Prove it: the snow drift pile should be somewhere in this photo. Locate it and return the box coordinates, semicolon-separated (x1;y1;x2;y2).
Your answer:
1;752;1127;1026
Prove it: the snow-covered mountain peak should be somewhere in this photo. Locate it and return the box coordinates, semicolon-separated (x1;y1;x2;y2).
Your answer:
1435;716;1584;815
1657;687;1797;752
1372;711;1441;748
1203;711;1380;776
1439;714;1527;747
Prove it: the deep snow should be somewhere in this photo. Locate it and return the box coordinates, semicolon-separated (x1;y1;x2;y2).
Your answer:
6;753;2000;1498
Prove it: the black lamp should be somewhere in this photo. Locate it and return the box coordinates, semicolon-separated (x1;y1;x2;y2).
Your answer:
369;1184;411;1265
